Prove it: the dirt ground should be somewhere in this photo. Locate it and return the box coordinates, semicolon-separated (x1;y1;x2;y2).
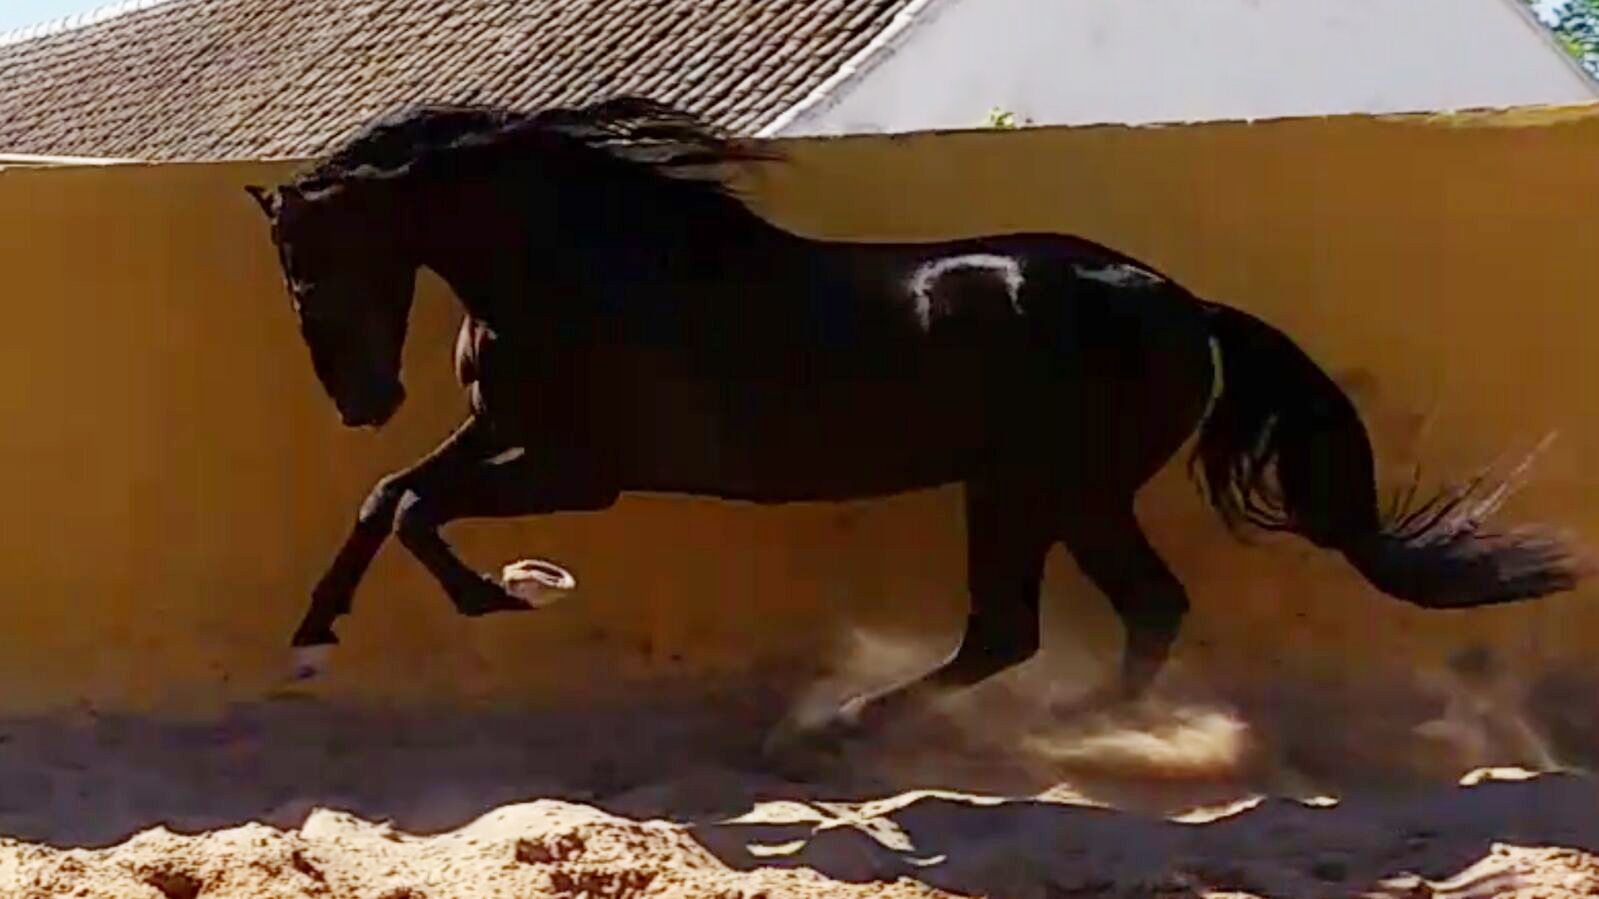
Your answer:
3;636;1599;898
5;775;1599;899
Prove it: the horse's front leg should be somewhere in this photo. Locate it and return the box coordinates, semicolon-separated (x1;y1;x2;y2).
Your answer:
291;416;494;650
391;447;620;618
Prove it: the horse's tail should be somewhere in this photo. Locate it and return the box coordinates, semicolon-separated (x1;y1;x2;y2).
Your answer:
1192;301;1590;609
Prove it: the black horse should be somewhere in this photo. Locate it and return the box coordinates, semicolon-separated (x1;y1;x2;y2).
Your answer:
246;97;1587;735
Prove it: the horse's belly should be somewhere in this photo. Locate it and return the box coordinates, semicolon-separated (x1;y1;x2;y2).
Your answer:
725;377;982;502
610;367;979;502
470;339;989;504
611;371;735;489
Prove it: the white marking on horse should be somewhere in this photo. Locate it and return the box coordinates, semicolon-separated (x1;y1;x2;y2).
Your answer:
486;446;527;466
908;254;1026;327
1073;262;1165;289
1202;336;1225;423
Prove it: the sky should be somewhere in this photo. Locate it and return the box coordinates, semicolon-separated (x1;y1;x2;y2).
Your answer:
0;0;119;33
0;0;1581;36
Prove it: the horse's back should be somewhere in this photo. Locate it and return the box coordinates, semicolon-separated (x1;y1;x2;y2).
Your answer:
679;234;1216;501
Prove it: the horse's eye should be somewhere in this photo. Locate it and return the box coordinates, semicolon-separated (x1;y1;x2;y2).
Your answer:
287;276;317;300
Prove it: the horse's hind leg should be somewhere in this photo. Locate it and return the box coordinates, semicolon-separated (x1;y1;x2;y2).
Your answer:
1060;500;1190;702
827;478;1058;732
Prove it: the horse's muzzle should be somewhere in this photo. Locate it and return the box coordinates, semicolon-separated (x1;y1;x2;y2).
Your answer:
337;383;405;429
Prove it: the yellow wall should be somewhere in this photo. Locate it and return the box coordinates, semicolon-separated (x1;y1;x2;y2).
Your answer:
1;105;1597;717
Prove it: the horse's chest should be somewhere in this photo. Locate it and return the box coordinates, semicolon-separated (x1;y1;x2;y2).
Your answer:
454;319;586;424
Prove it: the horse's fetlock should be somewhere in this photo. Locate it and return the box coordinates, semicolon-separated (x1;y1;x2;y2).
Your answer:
290;620;339;648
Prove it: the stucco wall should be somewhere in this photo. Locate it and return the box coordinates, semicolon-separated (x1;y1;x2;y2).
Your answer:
1;105;1597;717
777;0;1598;136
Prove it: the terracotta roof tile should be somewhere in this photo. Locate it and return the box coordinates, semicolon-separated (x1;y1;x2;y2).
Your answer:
0;0;917;160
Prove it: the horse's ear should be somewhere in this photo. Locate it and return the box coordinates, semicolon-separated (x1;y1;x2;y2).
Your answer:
244;184;280;219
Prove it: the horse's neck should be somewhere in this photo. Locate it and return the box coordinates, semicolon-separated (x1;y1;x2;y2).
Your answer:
594;183;797;258
423;247;532;329
419;181;810;330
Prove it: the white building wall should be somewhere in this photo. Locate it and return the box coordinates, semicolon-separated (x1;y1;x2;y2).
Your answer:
771;0;1598;136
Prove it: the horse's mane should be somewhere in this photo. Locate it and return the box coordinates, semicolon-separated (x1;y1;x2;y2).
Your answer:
291;96;778;206
297;106;522;190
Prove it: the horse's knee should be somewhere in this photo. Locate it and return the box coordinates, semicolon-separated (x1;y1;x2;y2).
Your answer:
960;601;1041;669
926;608;1039;690
974;629;1039;670
357;474;409;533
993;625;1041;667
393;490;439;545
1111;585;1189;699
1111;585;1189;681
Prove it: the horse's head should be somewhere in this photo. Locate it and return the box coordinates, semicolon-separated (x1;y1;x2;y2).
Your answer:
247;180;417;429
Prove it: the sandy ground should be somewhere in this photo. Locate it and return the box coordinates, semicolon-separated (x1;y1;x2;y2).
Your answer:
4;636;1599;898
6;750;1599;899
5;774;1599;899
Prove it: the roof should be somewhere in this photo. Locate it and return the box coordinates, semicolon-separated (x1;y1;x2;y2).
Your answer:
0;0;922;161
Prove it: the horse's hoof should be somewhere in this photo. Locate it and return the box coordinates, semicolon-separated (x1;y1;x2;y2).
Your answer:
458;575;537;616
761;717;853;780
1050;684;1141;721
763;702;865;759
835;695;870;730
263;645;334;701
501;558;577;608
291;645;334;682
